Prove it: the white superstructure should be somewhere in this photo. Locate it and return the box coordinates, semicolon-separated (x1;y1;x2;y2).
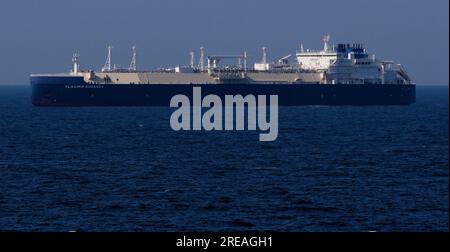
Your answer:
296;35;338;71
295;35;411;84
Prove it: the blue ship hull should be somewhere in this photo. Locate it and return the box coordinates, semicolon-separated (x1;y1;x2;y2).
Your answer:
31;76;416;106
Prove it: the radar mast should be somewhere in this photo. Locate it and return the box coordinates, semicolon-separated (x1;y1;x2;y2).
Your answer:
102;45;112;72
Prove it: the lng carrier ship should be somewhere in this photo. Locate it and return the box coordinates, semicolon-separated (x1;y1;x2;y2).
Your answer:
30;35;415;106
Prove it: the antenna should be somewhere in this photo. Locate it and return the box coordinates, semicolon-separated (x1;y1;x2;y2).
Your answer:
189;51;195;68
198;46;205;71
129;46;136;71
300;43;304;53
262;47;267;64
102;45;112;72
323;34;330;52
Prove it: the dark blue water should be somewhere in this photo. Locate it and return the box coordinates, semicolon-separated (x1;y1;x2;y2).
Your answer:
0;85;448;231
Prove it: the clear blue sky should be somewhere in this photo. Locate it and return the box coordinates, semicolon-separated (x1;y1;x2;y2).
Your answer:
0;0;448;84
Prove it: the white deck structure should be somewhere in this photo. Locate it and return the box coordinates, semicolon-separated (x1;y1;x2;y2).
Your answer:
45;35;410;85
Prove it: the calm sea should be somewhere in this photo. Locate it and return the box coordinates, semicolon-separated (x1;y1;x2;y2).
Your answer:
0;85;448;231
